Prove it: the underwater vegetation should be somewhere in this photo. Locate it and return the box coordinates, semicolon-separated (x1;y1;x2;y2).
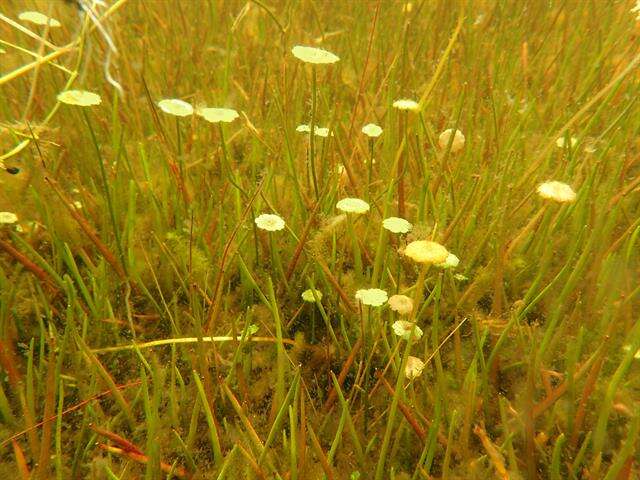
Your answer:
0;0;639;478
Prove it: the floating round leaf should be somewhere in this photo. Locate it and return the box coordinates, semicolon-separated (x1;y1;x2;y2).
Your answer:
336;198;370;214
392;320;423;342
355;288;388;307
158;98;194;117
296;124;331;137
556;137;578;148
392;99;420;111
57;90;102;107
405;356;425;379
197;107;239;123
255;213;285;232
388;294;414;315
537;181;576;203
437;252;460;269
301;289;323;303
382;217;412;234
19;11;61;27
0;212;18;224
404;240;449;264
291;45;340;64
438;128;465;152
362;123;383;138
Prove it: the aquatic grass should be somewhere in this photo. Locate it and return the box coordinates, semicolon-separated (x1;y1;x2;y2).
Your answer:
0;1;638;478
267;276;287;421
193;371;223;466
81;108;128;277
590;318;640;475
336;198;370;279
362;123;383;199
293;45;339;199
373;335;413;480
255;213;288;286
305;277;340;348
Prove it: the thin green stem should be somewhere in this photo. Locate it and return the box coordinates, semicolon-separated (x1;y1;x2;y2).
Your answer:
83;109;127;277
309;67;319;199
374;338;412;480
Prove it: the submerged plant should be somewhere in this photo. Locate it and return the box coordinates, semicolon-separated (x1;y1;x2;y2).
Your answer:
403;240;449;321
555;136;578;149
157;98;194;117
438;128;465;153
362;123;383;198
291;45;340;64
18;11;61;27
382;217;412;234
404;240;449;264
336;198;370;214
255;214;287;283
292;44;339;198
197;106;239;174
362;123;383;138
197;107;239;123
355;288;388;307
57;90;102;107
255;213;285;232
301;288;323;302
405;355;425;379
1;3;637;478
296;124;331;137
392;98;419;217
0;212;18;224
632;1;640;20
388;294;414;315
392;99;420;111
537;180;577;203
392;320;423;342
337;198;370;277
437;252;460;269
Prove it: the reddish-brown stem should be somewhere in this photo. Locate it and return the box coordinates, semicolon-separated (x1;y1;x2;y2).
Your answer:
323;338;362;412
35;348;56;479
570;352;605;448
346;0;381;136
98;444;188;479
474;424;510;480
379;375;426;441
90;424;144;455
0;239;55;289
12;440;30;480
397;154;405;218
0;340;22;387
285;200;321;281
532;352;596;419
298;393;307;476
308;424;334;480
205;177;265;332
0;380;141;450
236;442;268;480
315;256;356;313
46;177;126;279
